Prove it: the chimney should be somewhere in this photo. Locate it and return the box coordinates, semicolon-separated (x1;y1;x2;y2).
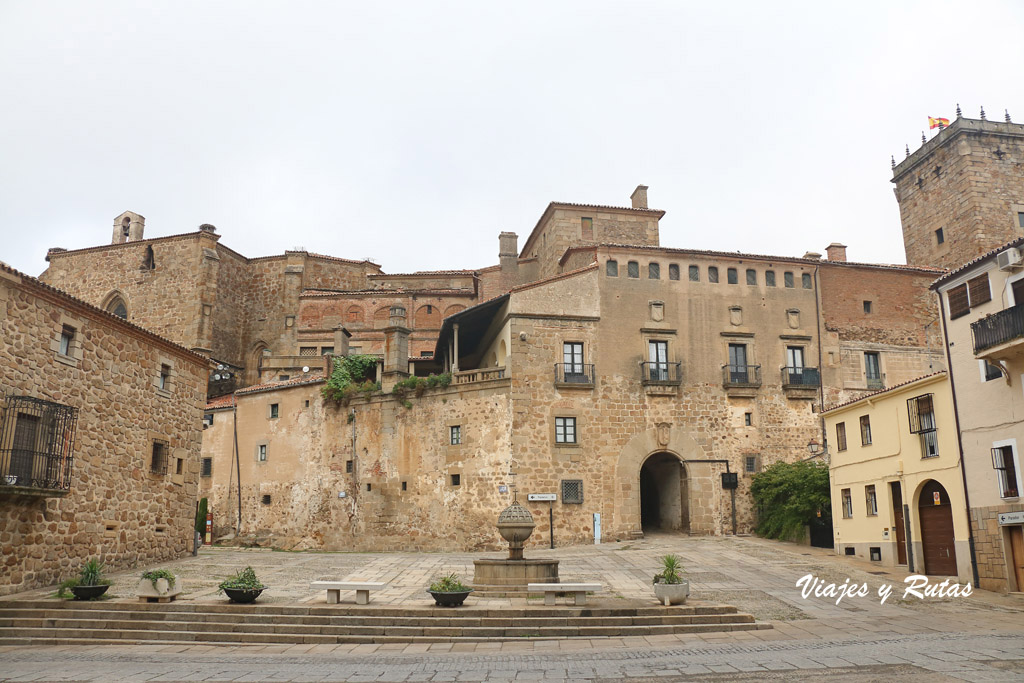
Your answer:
630;185;649;209
333;325;351;357
499;232;519;292
825;243;848;262
802;251;822;260
381;306;410;391
112;211;145;244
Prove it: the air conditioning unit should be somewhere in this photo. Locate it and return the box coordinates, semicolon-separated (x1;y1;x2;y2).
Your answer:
997;248;1024;271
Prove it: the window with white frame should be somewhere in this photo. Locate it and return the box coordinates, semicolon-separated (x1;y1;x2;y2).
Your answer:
992;443;1020;498
865;485;878;515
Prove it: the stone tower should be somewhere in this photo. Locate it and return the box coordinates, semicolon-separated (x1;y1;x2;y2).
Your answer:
111;210;145;244
892;115;1024;270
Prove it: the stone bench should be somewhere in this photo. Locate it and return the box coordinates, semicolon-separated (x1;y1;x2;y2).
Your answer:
310;581;388;605
528;582;601;606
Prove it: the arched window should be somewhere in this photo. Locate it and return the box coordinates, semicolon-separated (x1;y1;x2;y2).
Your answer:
103;293;128;320
346;305;364;324
141;245;155;270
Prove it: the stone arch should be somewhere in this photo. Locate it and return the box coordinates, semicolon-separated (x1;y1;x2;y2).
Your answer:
615;425;718;536
443;304;465;318
415;304;441;329
101;290;129;320
913;478;958;576
640;452;689;532
497;339;507;366
247;341;270;385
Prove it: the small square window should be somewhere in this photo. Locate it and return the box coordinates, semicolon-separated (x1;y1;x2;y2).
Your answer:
450;473;461;486
863;300;872;314
606;260;618;277
935;227;945;244
802;273;812;289
201;457;212;477
668;264;680;280
745;455;758;473
401;480;407;491
270;403;279;419
555;416;577;444
561;479;583;504
688;265;700;281
366;483;372;491
765;270;776;287
450;425;462;445
203;413;214;427
159;364;171;391
258;444;267;462
744;412;752;426
708;266;719;283
784;272;794;288
261;494;271;505
627;261;639;278
345;460;353;473
59;325;75;356
727;268;738;284
648;262;660;279
305;400;310;407
279;375;290;381
746;269;757;285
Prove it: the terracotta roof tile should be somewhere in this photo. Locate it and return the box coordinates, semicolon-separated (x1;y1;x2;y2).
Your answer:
205;394;236;410
236;373;326;396
822;372;946;413
929;236;1024;289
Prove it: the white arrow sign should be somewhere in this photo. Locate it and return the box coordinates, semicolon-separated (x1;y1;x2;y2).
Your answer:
528;493;557;502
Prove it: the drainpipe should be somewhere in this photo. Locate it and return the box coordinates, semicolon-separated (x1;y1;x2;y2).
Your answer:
232;394;242;534
938;290;981;587
813;265;827;446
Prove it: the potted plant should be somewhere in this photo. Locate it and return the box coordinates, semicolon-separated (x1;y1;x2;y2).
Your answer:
652;554;689;606
137;568;182;601
427;572;473;607
218;566;266;603
57;559;112;600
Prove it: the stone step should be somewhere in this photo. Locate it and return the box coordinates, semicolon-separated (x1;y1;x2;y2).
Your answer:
0;611;753;632
0;621;768;645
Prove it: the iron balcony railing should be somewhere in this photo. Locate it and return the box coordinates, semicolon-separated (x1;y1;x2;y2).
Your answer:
781;366;821;387
0;395;78;491
722;364;762;387
554;363;595;385
641;361;682;385
972;303;1024;354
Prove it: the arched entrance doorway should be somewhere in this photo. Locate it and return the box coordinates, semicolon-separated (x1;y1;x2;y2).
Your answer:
918;480;957;576
640;452;689;532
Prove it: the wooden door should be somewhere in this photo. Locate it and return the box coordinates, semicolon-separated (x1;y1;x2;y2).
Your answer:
1010;526;1024;592
918;480;958;576
891;482;907;565
1012;279;1024;306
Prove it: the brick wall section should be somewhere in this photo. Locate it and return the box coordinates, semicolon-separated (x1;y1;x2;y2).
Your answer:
0;267;206;595
893;118;1024;269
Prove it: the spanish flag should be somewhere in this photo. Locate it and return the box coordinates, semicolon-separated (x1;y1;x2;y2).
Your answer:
929;117;950;129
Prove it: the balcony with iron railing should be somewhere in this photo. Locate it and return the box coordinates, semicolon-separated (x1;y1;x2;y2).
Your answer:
722;364;761;396
781;366;820;399
0;396;77;496
972;303;1024;360
640;361;682;387
554;363;595;388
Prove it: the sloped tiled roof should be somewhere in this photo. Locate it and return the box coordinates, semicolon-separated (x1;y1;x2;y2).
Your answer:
930;236;1024;289
822;372;947;413
235;373;326;396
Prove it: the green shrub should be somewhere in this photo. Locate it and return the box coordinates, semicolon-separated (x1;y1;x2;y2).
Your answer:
429;572;470;593
652;554;684;584
750;460;832;541
218;566;265;593
322;355;380;404
195;497;208;535
141;568;176;588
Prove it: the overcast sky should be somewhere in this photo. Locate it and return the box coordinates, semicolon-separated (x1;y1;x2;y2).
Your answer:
3;1;1023;277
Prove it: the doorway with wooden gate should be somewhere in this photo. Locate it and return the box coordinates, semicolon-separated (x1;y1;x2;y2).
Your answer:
917;480;958;576
1008;525;1024;592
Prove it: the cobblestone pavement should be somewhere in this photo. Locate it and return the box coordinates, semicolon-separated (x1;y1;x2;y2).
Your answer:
2;534;1023;681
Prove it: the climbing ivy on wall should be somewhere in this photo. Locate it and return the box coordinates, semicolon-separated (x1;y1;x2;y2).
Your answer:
321;355;380;405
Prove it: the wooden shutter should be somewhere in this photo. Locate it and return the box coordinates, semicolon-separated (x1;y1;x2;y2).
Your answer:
967;273;991;306
947;284;970;319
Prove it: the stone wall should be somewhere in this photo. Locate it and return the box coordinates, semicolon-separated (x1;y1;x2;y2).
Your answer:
894;118;1024;269
970;503;1024;592
0;266;207;595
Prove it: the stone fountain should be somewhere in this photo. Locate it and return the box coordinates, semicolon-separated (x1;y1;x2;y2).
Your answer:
472;495;560;597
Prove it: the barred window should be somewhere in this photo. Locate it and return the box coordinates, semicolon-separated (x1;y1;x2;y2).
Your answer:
627;261;639;278
201;457;212;477
784;272;795;288
841;488;853;518
606;260;618;277
668;264;680;280
299;346;318;356
744;455;759;473
992;445;1020;498
688;265;700;281
0;396;78;491
561;479;583;504
450;425;461;445
865;485;878;515
746;269;757;286
648;262;660;279
860;415;872;446
727;268;738;284
907;394;935;434
765;270;776;287
802;273;813;289
151;441;168;474
836;422;847;452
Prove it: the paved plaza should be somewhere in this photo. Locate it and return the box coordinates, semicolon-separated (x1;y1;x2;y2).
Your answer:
2;534;1023;681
